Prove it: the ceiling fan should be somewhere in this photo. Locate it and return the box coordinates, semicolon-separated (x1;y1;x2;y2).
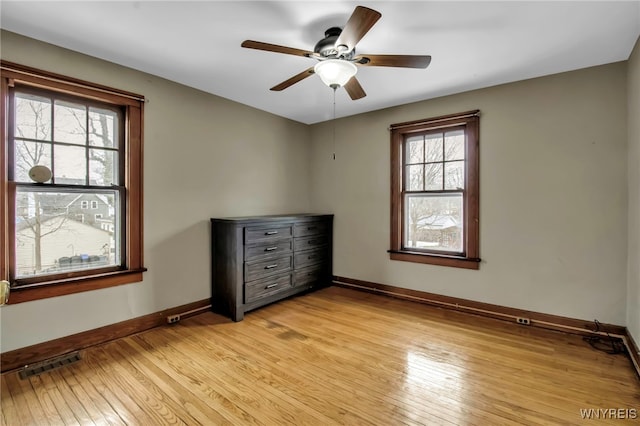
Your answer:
241;5;431;100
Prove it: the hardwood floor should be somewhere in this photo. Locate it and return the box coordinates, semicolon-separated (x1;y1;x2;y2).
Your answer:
2;286;639;425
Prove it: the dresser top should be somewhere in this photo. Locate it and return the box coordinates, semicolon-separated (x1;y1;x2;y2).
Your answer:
211;213;333;224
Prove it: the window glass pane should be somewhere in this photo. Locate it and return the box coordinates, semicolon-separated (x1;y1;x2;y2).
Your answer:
406;165;424;191
54;145;87;184
15;93;52;141
89;107;118;148
425;163;443;190
445;161;465;190
15;190;120;278
445;130;465;160
405;194;463;252
405;136;424;164
89;149;117;185
54;100;87;145
14;141;52;183
425;133;443;162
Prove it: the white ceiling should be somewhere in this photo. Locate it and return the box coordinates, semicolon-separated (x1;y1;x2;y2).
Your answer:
1;1;639;124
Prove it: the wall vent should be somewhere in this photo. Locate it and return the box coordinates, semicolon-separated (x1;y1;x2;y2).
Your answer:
18;352;81;380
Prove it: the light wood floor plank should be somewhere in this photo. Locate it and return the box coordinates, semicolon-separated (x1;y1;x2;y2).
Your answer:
157;325;346;425
110;339;235;426
62;359;126;426
0;374;25;426
170;315;395;425
2;286;639;425
127;333;264;425
57;367;109;426
4;369;49;425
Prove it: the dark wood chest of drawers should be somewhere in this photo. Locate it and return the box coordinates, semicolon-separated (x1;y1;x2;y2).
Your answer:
211;214;333;321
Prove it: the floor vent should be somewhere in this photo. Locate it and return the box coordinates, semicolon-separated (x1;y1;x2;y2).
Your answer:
19;352;81;380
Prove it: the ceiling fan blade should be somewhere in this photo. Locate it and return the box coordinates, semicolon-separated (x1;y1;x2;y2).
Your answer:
355;54;432;69
241;40;314;58
344;77;366;100
335;6;382;53
270;67;316;91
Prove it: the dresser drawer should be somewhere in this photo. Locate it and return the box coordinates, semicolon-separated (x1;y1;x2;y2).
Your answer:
245;240;292;261
294;265;326;287
245;273;292;304
294;221;329;238
294;247;328;269
245;225;292;244
245;255;292;282
294;234;329;251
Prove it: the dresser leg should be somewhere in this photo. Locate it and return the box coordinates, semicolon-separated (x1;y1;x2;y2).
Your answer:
232;308;244;322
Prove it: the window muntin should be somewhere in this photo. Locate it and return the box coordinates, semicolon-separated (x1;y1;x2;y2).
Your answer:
390;110;479;269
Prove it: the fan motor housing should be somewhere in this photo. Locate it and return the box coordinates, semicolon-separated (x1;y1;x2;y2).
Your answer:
314;27;353;59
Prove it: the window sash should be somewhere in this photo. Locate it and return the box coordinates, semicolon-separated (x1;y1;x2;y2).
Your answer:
402;192;465;256
9;183;126;284
9;86;125;186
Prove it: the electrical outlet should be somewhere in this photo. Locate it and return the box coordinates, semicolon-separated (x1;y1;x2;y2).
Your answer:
167;314;180;324
516;317;531;325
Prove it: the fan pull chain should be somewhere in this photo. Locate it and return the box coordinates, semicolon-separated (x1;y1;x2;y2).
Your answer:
332;87;336;160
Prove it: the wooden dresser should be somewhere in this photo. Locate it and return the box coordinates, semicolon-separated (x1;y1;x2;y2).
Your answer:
211;214;333;321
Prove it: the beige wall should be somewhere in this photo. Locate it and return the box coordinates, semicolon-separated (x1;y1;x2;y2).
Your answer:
628;36;640;345
310;62;628;325
0;31;312;352
1;29;634;353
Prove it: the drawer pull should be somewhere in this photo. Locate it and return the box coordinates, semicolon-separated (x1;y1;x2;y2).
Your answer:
265;246;278;251
307;226;317;230
308;240;316;244
265;264;278;269
308;255;315;259
265;283;278;289
265;231;278;235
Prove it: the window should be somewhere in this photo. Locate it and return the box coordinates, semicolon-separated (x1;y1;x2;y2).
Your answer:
390;110;480;269
95;214;103;220
1;61;145;303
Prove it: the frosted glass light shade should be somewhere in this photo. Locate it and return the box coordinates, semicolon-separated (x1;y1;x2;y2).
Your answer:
314;59;357;88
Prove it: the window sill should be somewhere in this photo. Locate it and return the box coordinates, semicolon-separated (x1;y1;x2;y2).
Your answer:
388;250;480;270
7;268;147;304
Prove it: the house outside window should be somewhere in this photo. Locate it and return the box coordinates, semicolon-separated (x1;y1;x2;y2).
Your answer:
1;61;145;303
389;110;480;269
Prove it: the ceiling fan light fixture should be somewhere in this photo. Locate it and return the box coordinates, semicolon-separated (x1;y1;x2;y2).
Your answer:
314;59;357;88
